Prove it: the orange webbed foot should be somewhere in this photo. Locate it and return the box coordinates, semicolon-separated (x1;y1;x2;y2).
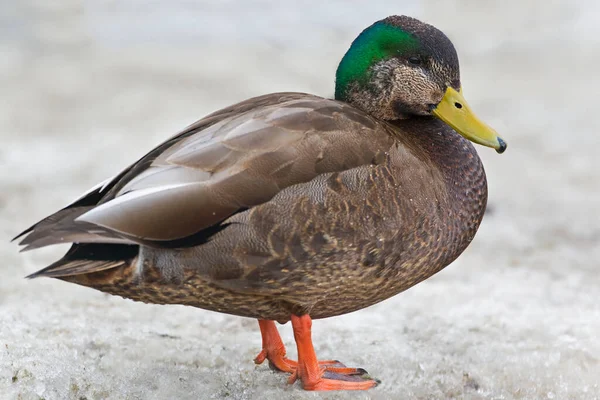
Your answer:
254;321;360;375
287;365;378;389
254;317;379;391
254;320;297;373
289;314;379;391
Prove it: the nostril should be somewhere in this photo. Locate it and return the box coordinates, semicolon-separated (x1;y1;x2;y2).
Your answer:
454;102;463;109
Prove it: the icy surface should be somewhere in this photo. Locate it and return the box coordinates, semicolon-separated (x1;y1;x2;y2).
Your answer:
1;0;599;399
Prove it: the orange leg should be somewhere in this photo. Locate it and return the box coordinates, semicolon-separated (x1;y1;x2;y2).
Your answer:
253;320;296;373
254;320;345;373
281;315;378;391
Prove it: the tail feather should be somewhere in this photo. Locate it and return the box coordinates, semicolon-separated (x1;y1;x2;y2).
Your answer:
27;243;139;279
13;206;92;243
13;177;125;250
18;231;131;252
14;208;131;252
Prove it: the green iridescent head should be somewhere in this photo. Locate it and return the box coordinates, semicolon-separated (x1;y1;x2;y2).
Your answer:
335;18;422;101
335;16;506;153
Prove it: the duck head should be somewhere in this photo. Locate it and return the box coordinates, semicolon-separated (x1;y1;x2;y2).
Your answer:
335;15;506;153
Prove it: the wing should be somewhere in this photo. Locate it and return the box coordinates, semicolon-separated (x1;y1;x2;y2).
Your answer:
15;92;395;249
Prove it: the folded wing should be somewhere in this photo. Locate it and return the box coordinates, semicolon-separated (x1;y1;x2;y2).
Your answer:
15;93;394;249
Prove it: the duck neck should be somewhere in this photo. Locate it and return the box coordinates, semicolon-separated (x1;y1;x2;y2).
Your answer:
392;116;488;261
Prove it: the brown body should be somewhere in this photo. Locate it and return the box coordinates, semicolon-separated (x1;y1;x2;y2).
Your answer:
25;93;488;323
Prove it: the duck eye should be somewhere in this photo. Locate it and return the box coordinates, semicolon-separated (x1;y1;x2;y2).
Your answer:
408;56;421;65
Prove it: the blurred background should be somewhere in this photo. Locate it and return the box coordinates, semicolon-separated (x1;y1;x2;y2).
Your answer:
1;1;599;399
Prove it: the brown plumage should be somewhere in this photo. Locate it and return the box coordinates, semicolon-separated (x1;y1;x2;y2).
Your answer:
14;16;505;391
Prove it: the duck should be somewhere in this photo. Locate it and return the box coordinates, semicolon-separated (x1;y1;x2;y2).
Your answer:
14;15;506;391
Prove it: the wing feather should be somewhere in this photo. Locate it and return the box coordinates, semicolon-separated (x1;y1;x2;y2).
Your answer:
15;93;395;249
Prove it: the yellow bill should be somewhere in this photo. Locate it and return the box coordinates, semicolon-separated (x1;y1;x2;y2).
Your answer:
433;87;506;153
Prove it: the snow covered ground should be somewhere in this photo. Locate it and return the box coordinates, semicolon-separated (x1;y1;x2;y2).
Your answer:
1;1;599;399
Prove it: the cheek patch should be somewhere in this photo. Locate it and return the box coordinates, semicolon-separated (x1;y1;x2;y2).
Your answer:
391;67;439;112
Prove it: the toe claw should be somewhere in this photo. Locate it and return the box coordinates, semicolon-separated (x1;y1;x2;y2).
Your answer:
253;349;267;365
287;370;298;385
